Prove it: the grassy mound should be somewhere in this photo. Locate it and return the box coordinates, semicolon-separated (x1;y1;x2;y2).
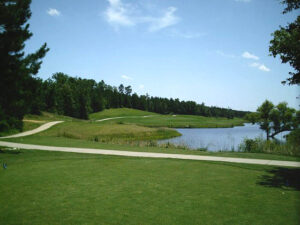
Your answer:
0;149;299;224
33;121;180;142
89;108;158;120
100;114;245;128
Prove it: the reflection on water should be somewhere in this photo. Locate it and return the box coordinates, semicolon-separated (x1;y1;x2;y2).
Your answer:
159;123;290;152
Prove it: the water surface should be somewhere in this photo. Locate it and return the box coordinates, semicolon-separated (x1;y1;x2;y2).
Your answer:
159;123;289;152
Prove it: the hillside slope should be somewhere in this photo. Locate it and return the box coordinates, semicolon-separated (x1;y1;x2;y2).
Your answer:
89;108;158;120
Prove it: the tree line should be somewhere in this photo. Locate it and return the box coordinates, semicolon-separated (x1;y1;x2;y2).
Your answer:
1;0;298;133
30;72;248;120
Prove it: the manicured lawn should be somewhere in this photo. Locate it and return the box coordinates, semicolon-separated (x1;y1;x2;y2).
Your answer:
4;136;300;162
89;108;158;120
89;108;245;128
100;114;245;128
0;149;299;225
1;109;245;138
29;120;180;141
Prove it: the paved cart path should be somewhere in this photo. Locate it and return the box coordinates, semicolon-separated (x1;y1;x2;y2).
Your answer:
0;140;299;167
0;121;64;139
0;120;299;167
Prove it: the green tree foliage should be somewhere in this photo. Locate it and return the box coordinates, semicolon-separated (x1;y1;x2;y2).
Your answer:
269;0;300;85
0;0;49;131
37;73;248;120
246;100;299;140
281;0;300;13
257;100;274;140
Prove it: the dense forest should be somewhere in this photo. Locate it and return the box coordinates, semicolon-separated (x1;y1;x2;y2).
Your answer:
30;72;248;120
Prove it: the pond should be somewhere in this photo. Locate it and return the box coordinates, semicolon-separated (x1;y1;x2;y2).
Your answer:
159;123;290;152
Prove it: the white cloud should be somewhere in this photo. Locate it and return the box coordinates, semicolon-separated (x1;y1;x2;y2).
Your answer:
258;64;270;72
139;84;144;89
47;8;61;16
216;50;236;58
250;62;270;72
147;7;180;32
242;51;259;60
121;75;132;80
104;0;180;32
104;0;134;27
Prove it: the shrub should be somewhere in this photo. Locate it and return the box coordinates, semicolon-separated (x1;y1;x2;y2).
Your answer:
239;137;300;156
286;129;300;147
244;139;258;152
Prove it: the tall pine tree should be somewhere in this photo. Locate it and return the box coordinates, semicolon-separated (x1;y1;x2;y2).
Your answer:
0;0;49;131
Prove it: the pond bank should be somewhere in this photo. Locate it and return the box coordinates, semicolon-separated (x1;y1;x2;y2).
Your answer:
159;123;290;152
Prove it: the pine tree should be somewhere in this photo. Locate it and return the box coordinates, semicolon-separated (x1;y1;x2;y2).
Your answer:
0;0;49;131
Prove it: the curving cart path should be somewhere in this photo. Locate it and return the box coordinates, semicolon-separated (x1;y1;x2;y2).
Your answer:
0;119;299;167
0;121;64;139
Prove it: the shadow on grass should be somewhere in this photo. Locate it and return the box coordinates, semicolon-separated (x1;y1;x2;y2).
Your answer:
0;149;21;154
258;167;300;190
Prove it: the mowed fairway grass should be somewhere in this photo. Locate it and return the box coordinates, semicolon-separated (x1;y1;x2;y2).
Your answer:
89;108;158;120
31;121;180;142
90;108;245;128
0;149;299;225
99;114;245;128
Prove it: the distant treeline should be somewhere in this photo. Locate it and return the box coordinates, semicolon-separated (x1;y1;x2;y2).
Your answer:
29;73;248;120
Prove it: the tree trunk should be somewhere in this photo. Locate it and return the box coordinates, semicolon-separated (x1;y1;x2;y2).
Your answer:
270;128;291;139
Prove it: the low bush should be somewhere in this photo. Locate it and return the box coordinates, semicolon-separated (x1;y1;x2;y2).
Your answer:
238;137;300;156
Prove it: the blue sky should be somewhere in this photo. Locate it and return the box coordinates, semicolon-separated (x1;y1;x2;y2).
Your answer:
25;0;299;111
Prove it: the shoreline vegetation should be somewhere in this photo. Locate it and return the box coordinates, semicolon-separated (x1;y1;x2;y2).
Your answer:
1;109;299;161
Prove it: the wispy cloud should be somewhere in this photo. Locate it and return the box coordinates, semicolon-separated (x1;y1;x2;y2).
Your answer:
147;7;180;32
104;0;180;32
121;75;132;80
216;50;236;58
139;84;144;90
242;51;259;60
250;62;270;72
47;8;61;16
258;64;271;72
104;0;134;27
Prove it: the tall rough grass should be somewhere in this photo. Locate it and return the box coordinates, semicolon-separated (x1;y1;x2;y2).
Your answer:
238;136;300;156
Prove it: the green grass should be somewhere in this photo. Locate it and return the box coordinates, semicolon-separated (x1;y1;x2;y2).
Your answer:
1;109;244;138
0;149;299;224
24;111;79;122
28;120;180;142
0;112;81;137
89;108;158;120
0;121;44;137
239;137;300;157
90;108;245;128
100;114;245;128
5;135;300;162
